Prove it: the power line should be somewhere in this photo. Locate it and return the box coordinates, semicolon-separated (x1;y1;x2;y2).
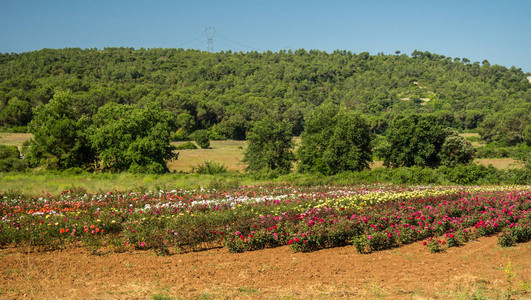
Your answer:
216;34;261;51
215;40;237;52
176;35;203;49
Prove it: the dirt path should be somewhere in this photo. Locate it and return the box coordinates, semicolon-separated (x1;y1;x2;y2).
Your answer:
0;236;529;299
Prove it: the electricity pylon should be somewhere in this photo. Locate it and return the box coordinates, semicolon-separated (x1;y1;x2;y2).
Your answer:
205;27;216;52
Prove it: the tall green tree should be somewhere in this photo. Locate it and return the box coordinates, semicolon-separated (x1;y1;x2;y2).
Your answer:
26;90;95;170
382;114;446;168
297;104;373;175
0;97;32;127
243;116;295;175
89;102;178;173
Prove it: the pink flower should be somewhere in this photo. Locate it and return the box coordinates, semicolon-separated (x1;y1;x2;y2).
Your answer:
367;235;372;240
140;242;145;247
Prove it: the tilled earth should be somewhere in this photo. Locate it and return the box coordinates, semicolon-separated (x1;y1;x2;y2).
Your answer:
0;236;529;299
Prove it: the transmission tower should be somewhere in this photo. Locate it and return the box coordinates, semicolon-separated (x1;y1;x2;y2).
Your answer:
204;27;216;52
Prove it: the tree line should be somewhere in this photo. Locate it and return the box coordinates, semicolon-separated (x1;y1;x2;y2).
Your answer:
0;48;530;174
244;105;477;177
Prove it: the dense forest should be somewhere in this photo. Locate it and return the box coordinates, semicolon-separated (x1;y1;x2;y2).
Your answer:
1;48;530;142
0;48;530;175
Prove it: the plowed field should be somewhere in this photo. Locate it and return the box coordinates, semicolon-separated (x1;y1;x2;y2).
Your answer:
1;236;529;299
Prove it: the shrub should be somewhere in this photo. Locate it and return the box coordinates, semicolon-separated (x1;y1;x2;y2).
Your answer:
0;145;20;159
498;230;517;247
192;130;210;149
439;129;476;167
192;161;227;174
424;237;445;253
171;128;189;141
175;142;197;150
0;145;27;172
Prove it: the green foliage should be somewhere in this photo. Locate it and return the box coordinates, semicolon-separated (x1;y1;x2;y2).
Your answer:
0;145;27;172
1;48;530;145
513;144;531;170
217;114;248;140
25;90;95;170
439;129;476;167
192;130;210;149
89;102;178;174
243;116;295;175
192;161;228;174
171;128;189;141
478;109;531;146
382;114;446;168
523;123;531;146
0;145;19;159
175;142;197;150
0;97;32;127
297;104;373;175
176;113;195;133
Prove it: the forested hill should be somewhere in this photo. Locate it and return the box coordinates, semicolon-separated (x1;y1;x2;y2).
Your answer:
1;48;530;143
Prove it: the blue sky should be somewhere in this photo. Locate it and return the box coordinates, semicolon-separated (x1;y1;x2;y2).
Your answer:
1;0;530;72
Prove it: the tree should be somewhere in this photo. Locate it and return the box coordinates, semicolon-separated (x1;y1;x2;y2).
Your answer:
0;97;32;127
243;116;295;175
192;130;210;149
218;114;248;140
523;123;531;146
89;102;178;173
478;109;530;146
382;114;446;168
176;113;195;133
439;129;476;167
26;90;95;170
297;104;373;175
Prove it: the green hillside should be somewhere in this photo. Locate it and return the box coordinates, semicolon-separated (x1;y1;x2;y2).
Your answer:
1;48;530;144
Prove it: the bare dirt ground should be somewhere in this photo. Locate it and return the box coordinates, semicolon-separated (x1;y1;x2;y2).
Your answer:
0;236;529;299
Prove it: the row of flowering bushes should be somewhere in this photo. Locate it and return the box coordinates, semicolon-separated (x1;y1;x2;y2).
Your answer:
0;184;529;254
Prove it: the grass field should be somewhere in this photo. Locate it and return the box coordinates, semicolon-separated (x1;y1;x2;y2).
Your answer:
168;140;248;172
0;133;32;149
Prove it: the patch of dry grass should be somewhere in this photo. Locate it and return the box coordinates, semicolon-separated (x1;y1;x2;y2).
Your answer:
168;140;247;172
459;133;480;138
0;133;33;148
475;158;524;169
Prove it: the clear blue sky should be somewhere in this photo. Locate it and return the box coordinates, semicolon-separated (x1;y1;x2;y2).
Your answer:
1;0;530;72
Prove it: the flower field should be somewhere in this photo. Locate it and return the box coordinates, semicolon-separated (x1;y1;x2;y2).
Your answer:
1;184;530;255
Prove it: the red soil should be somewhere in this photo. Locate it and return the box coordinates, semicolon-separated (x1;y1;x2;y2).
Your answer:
0;236;529;299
